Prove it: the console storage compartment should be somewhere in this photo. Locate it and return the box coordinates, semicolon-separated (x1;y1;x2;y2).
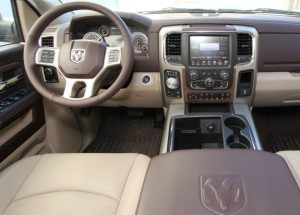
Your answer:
168;114;254;151
172;117;223;150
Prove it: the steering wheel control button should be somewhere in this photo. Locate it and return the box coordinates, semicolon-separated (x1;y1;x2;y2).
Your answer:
109;50;120;63
141;75;151;85
40;50;55;63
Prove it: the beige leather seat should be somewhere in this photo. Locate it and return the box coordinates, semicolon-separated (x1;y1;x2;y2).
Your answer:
277;151;300;188
0;153;150;215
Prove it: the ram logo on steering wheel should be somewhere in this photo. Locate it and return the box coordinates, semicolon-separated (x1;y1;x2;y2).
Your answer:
70;49;86;64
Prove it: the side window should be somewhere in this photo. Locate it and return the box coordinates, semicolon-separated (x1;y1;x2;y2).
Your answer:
0;0;20;46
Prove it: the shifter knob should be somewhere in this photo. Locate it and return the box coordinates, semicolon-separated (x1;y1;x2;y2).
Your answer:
166;77;179;89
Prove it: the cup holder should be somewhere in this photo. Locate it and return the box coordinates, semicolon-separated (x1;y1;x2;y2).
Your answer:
227;135;251;149
225;116;251;149
224;116;246;135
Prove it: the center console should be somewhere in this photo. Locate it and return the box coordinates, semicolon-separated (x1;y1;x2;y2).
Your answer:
159;25;261;153
161;25;256;105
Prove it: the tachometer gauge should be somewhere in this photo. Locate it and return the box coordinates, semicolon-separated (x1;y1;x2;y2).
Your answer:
99;26;110;37
83;32;103;41
132;32;148;53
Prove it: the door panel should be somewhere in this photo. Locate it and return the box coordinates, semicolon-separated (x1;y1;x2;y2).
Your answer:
0;44;45;163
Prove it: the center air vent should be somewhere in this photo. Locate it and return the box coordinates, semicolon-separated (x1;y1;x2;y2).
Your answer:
237;33;252;55
237;33;252;63
41;36;54;47
166;33;182;64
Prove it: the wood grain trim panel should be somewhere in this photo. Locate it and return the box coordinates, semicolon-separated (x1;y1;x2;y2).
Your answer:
182;68;235;104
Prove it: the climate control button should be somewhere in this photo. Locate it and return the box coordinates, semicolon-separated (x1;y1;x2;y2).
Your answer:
220;70;229;81
189;70;199;80
204;77;215;88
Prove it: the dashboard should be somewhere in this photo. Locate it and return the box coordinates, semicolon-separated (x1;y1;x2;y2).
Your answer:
40;11;300;108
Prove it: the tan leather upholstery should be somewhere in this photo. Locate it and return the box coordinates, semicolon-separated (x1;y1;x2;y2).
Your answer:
0;153;150;215
277;151;300;188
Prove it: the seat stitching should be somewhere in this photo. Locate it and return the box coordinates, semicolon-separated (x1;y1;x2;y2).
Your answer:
2;156;43;215
10;190;118;203
115;154;140;214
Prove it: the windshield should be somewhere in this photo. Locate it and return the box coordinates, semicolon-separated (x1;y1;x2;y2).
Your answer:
62;0;300;14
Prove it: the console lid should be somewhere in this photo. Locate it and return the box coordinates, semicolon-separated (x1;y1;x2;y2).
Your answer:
137;150;300;215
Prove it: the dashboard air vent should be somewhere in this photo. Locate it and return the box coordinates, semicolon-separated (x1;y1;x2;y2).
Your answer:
166;33;182;64
44;27;57;33
237;33;252;55
41;36;54;47
166;33;181;55
237;33;252;63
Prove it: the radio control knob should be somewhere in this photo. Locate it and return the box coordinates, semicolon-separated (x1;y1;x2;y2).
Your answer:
166;77;179;89
204;77;215;88
220;70;229;81
189;71;199;81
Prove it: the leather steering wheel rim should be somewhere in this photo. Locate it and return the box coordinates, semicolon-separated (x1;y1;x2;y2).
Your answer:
24;2;134;108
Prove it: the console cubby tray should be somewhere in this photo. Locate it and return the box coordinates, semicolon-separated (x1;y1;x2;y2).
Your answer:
167;114;255;152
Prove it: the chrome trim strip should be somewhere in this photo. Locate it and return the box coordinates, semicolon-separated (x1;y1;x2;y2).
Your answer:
233;26;258;106
159;26;185;107
233;103;262;150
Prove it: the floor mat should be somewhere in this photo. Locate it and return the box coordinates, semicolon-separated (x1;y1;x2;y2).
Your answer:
84;108;164;157
252;107;300;153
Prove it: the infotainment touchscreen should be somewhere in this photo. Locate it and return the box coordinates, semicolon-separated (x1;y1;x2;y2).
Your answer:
189;36;229;66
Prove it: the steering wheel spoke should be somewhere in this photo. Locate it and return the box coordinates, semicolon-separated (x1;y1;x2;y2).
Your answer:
35;47;60;67
63;78;100;100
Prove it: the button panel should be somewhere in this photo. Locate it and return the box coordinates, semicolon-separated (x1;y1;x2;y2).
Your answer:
190;58;229;67
188;92;230;101
164;70;182;98
187;69;232;90
0;88;33;112
40;50;55;63
108;50;120;63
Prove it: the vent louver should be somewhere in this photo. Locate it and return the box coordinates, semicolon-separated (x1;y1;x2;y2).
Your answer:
41;36;54;47
166;33;181;55
237;33;252;55
44;27;57;33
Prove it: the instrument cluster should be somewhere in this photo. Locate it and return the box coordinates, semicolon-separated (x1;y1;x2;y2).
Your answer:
76;22;148;55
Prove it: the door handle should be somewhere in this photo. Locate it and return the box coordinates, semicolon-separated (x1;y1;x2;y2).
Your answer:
0;74;24;92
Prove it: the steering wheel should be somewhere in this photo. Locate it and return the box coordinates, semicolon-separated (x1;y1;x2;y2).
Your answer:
24;2;134;108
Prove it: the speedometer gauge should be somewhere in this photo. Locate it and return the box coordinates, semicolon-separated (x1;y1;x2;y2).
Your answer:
132;32;148;53
83;32;103;41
